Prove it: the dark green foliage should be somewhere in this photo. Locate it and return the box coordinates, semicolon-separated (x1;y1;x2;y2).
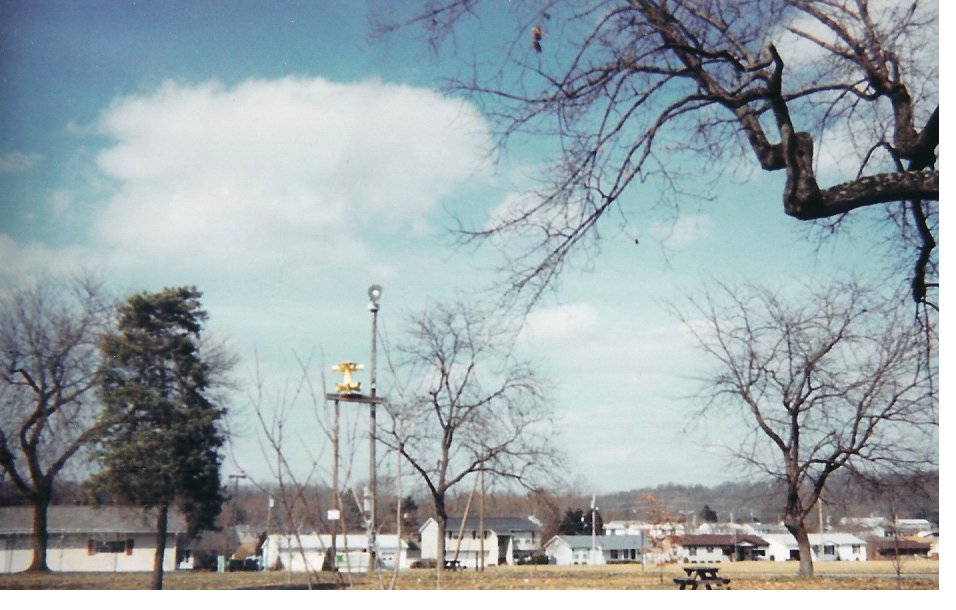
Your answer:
558;507;603;535
700;504;718;523
93;287;227;538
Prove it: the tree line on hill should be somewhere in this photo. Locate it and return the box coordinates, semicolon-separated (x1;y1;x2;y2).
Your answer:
5;467;936;542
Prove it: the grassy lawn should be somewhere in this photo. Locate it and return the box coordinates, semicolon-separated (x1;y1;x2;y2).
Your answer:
0;559;939;590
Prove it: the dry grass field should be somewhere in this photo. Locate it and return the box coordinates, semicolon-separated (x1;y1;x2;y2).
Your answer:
0;559;939;590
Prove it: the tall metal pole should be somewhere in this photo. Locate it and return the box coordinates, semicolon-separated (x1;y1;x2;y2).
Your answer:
332;398;339;571
367;285;381;574
479;457;485;571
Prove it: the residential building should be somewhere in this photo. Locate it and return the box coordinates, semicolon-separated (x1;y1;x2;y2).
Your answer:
866;537;932;561
761;533;867;562
676;534;770;562
604;519;685;538
603;520;684;563
260;532;410;572
0;505;184;574
418;516;542;568
544;534;644;566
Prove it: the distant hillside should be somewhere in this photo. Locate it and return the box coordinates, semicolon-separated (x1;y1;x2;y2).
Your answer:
580;470;939;526
3;470;937;536
442;470;938;531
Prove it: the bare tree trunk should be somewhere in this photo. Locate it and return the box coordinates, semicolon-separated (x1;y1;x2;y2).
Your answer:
435;509;448;590
26;489;51;572
152;503;170;590
785;518;814;578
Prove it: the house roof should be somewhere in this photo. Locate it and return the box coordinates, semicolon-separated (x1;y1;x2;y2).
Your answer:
547;535;644;551
0;505;187;535
420;516;541;534
677;534;769;548
869;537;931;551
760;533;867;547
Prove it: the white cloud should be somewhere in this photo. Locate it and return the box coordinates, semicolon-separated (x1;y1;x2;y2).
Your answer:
0;152;42;173
90;76;492;277
522;302;599;344
0;235;98;281
648;213;712;249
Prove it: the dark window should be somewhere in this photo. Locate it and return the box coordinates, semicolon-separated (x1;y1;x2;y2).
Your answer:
87;539;133;554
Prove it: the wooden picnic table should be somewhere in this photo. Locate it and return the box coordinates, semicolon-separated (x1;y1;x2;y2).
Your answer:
674;566;731;590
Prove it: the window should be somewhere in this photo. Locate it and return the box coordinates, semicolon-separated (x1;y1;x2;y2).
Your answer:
824;545;835;555
87;539;134;555
689;547;697;556
706;546;714;553
610;550;618;559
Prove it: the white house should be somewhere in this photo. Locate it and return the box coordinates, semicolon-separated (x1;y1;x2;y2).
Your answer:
604;520;684;563
676;534;771;562
761;533;867;562
544;535;644;566
892;519;935;537
604;520;685;538
0;505;184;574
261;532;410;572
419;516;542;568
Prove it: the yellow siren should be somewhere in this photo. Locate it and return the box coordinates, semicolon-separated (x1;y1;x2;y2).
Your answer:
332;361;364;394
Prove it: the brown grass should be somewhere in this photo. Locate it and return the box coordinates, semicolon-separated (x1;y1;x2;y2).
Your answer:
0;559;939;590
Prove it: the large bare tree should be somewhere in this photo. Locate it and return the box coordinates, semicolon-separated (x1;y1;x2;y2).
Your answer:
381;300;561;574
679;280;937;577
0;275;114;571
377;1;938;308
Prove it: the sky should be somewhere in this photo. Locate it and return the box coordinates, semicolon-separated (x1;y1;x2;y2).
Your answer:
0;1;939;497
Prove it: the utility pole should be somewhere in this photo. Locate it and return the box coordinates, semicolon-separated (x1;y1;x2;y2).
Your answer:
229;474;246;527
479;457;485;571
331;398;340;572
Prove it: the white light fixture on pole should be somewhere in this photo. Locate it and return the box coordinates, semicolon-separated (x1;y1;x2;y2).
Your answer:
325;285;386;575
367;284;381;574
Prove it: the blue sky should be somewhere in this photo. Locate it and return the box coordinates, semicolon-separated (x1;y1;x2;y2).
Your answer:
0;1;935;496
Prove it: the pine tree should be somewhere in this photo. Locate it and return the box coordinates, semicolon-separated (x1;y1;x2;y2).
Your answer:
93;286;228;590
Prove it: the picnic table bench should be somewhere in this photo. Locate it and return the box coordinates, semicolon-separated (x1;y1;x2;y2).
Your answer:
674;566;731;590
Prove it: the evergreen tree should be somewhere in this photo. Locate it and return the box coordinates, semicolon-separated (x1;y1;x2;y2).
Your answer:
558;507;603;535
93;287;229;590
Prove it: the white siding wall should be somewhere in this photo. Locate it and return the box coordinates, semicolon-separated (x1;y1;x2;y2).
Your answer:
545;541;573;566
763;534;867;562
261;534;407;572
420;522;440;561
443;530;499;568
681;545;726;563
1;532;177;573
